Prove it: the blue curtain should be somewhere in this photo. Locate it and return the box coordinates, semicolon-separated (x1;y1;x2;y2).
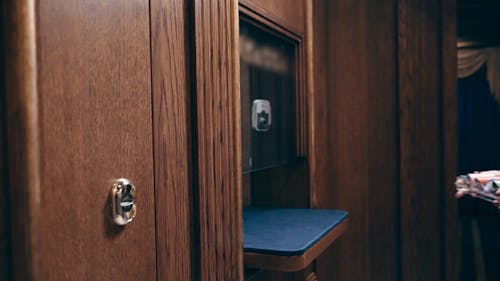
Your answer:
458;65;500;281
458;65;500;174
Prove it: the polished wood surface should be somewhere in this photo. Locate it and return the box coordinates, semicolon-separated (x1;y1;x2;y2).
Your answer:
193;0;243;280
150;0;193;280
314;1;400;281
2;1;41;280
239;0;305;36
399;0;444;280
244;218;348;272
442;1;460;281
37;0;156;280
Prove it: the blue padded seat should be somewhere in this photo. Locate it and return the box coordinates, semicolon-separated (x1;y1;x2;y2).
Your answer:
243;207;349;256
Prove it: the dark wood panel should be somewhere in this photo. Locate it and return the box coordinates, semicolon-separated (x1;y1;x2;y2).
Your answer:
0;1;9;278
239;0;305;36
441;0;460;280
150;0;193;280
3;1;42;280
193;0;243;280
250;160;309;208
37;0;156;280
315;1;400;281
398;0;444;280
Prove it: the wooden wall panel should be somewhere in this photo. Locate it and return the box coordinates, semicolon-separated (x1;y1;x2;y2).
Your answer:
398;0;444;280
314;1;400;281
239;0;304;36
150;0;193;280
193;0;243;280
37;0;156;280
441;1;460;281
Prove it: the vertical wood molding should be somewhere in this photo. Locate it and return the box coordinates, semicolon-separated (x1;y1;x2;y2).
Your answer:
441;0;460;280
150;0;193;280
193;0;243;280
309;0;328;208
398;0;444;280
3;0;41;280
306;0;319;205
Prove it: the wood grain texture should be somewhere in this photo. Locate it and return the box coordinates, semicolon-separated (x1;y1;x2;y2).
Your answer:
37;0;156;280
441;0;460;280
244;218;348;272
150;0;193;280
239;0;305;36
2;1;41;280
315;1;400;281
398;0;444;280
193;0;243;280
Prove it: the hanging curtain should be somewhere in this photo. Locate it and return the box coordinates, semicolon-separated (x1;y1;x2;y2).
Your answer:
457;65;500;174
458;47;500;101
457;45;500;281
458;48;487;79
486;49;500;103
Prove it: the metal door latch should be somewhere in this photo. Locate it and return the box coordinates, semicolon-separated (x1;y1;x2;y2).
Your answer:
110;178;137;225
252;99;272;132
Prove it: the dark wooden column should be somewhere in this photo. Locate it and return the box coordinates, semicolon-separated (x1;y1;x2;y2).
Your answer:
2;1;41;280
441;1;460;281
398;0;459;280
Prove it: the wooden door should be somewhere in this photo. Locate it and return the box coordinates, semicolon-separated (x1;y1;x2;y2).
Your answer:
37;0;157;280
3;0;192;280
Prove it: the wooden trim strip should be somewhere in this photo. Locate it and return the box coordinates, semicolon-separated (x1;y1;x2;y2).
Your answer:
243;218;349;272
305;0;316;198
239;5;302;43
193;0;243;280
149;0;193;280
238;2;303;38
3;0;41;280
